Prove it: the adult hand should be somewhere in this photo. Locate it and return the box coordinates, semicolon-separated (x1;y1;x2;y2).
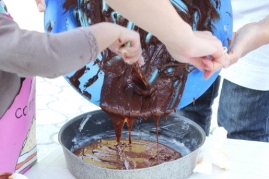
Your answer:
225;22;267;67
105;0;228;79
225;15;269;67
166;30;227;79
35;0;46;12
108;27;144;65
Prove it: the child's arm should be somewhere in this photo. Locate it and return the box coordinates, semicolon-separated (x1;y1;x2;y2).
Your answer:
89;22;143;65
0;15;142;78
33;0;142;63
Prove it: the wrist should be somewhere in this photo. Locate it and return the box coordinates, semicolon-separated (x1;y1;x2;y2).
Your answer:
258;18;269;45
160;23;194;56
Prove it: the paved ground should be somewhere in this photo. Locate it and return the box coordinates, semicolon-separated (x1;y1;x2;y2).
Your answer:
5;1;219;161
35;77;100;161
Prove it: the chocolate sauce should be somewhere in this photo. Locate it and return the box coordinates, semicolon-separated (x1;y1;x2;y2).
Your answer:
63;0;220;166
73;138;182;169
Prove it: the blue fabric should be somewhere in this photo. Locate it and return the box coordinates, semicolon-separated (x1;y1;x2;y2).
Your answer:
180;77;269;142
218;79;269;142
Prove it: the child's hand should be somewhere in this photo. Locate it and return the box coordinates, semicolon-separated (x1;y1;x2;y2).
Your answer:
108;28;144;65
35;0;46;12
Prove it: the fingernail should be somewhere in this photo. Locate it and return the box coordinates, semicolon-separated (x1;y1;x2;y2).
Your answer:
37;3;46;12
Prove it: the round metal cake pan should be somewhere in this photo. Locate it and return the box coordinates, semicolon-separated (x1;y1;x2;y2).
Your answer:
58;110;205;179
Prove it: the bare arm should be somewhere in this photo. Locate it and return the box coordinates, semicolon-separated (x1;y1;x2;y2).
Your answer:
35;0;226;78
105;0;225;77
226;15;269;66
107;0;192;47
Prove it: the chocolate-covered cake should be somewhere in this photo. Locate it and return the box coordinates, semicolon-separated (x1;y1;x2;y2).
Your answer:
73;138;182;169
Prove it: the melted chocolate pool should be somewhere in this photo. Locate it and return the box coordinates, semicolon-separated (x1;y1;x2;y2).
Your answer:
73;138;182;169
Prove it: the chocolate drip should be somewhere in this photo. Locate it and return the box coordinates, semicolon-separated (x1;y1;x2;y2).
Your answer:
64;0;220;153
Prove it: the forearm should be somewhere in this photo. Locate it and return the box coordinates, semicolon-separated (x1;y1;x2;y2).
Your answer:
226;15;269;66
0;15;98;78
237;15;269;58
258;15;269;46
105;0;193;53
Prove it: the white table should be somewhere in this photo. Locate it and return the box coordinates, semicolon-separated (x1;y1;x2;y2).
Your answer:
25;138;269;179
